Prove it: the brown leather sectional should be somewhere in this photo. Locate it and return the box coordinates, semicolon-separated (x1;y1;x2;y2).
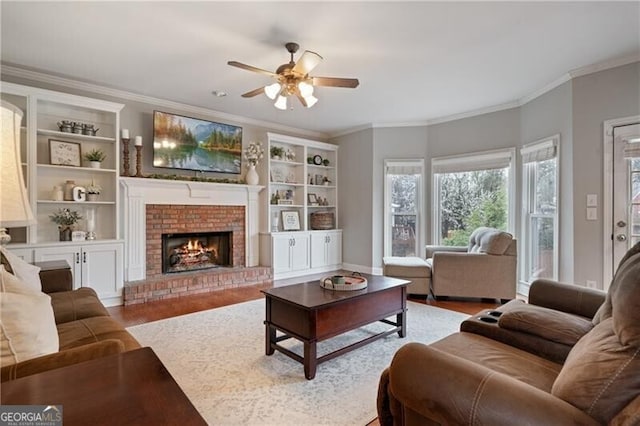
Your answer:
1;265;140;382
378;243;640;425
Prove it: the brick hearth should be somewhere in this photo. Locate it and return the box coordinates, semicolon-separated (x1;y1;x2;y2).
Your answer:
123;203;271;305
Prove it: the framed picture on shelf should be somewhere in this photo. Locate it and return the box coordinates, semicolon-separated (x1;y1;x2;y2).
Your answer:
270;166;285;183
281;211;301;231
49;139;81;167
308;193;318;205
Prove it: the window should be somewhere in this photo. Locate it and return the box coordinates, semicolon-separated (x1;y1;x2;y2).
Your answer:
521;136;559;283
432;148;516;246
384;160;424;257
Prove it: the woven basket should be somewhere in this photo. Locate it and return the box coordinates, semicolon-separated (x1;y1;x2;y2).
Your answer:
310;212;334;230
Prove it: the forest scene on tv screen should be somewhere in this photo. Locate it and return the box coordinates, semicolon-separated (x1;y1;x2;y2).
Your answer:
153;111;242;174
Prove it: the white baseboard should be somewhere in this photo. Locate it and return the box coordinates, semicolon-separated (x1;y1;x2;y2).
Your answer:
342;263;383;276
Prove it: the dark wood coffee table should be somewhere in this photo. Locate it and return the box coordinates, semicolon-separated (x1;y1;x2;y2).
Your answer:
262;274;409;379
0;347;206;425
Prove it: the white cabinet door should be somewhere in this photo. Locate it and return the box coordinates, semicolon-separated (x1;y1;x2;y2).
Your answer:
82;243;123;301
34;245;82;289
272;234;294;273
35;242;123;303
310;231;342;268
290;233;310;271
326;231;342;266
310;232;327;268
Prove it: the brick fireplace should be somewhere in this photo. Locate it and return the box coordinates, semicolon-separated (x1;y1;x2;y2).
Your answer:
120;178;269;305
146;204;245;277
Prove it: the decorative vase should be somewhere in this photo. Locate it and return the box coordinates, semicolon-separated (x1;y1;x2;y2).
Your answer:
59;227;72;241
90;161;101;169
246;164;259;185
87;193;99;202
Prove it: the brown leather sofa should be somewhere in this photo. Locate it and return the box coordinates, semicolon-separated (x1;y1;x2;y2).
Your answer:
377;244;640;425
426;227;517;301
1;264;140;382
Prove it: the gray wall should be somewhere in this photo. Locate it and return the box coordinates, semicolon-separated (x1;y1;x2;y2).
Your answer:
520;81;574;282
334;128;374;269
571;62;640;287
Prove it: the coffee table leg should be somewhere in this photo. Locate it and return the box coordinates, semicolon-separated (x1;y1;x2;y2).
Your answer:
265;323;276;355
304;341;317;380
397;312;406;338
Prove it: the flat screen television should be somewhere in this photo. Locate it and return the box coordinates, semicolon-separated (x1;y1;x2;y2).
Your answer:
152;111;242;174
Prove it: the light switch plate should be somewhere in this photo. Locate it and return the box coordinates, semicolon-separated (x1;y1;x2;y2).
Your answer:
586;194;598;207
587;207;597;220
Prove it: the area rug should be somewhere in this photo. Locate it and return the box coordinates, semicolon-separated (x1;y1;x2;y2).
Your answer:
127;299;468;425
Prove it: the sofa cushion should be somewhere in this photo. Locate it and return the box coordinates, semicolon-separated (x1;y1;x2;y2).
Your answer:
57;316;141;352
0;268;59;366
468;227;513;255
593;245;640;325
0;247;41;292
551;318;640;424
430;332;562;392
383;256;431;278
498;304;594;346
49;287;109;325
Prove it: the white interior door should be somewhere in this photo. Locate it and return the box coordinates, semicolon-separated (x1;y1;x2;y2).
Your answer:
612;123;640;272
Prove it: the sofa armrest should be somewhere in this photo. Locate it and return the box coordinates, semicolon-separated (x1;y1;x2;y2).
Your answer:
36;261;73;293
425;245;467;259
1;339;125;382
529;279;605;319
384;342;599;425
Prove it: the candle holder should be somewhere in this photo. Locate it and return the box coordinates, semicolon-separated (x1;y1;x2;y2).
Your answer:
122;138;130;176
135;145;143;177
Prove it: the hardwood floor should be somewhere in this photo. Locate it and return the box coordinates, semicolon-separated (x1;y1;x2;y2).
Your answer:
108;273;499;327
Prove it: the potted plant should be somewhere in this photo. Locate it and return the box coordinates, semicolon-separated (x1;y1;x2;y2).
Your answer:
84;148;106;168
86;180;102;201
49;208;82;241
270;145;284;160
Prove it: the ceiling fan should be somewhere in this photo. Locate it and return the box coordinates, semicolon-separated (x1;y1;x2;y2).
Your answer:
228;42;359;110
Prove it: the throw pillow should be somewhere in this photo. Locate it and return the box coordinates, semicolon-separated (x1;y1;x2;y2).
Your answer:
0;267;59;366
0;247;41;292
551;318;640;424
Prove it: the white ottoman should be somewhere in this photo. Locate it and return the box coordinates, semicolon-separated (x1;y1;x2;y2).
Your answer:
383;256;432;296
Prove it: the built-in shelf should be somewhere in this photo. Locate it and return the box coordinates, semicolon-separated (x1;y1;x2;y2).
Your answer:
37;128;116;142
37;164;117;173
37;200;116;205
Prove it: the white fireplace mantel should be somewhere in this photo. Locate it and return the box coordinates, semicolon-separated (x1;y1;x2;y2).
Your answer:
120;177;263;281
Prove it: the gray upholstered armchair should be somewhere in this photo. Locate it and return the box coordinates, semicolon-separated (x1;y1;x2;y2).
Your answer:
426;227;517;301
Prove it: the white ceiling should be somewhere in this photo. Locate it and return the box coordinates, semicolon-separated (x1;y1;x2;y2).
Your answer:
2;2;639;137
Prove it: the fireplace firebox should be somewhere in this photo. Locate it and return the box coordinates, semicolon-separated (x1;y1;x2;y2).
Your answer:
162;231;232;274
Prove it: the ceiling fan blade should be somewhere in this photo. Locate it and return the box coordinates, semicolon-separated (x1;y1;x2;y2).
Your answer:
241;87;265;98
292;50;323;76
228;61;277;77
296;93;308;108
312;77;360;88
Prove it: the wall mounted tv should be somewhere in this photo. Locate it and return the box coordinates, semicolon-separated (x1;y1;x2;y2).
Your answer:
152;111;242;174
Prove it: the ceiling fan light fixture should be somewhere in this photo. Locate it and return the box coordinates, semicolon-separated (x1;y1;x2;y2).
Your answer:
303;95;318;108
274;95;288;110
298;81;314;98
264;83;281;100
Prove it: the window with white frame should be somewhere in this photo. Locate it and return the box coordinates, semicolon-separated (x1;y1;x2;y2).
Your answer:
521;135;559;283
384;160;424;257
432;148;516;246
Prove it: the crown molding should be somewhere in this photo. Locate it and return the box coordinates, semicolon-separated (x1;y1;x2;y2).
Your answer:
0;63;329;140
569;53;640;79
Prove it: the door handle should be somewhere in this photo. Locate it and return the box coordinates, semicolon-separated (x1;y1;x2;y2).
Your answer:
83;252;87;263
616;234;627;242
75;252;80;264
